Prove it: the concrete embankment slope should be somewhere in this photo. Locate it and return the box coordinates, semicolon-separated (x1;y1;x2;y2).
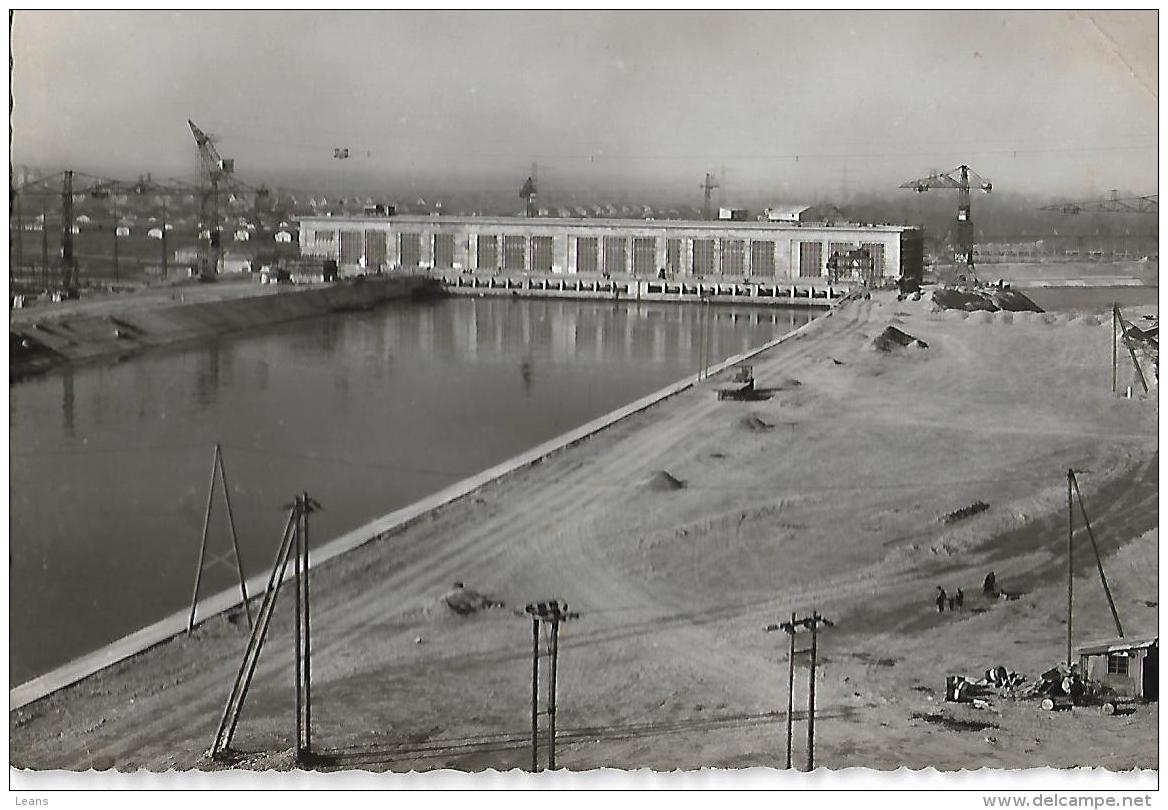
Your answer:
10;276;439;380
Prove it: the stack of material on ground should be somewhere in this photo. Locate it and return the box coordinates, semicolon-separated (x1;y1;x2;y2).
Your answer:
872;325;928;352
943;500;990;524
932;287;1043;313
1035;664;1092;710
946;666;1029;706
646;470;687;492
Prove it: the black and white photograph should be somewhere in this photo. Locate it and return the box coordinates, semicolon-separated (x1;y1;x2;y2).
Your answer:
6;8;1159;798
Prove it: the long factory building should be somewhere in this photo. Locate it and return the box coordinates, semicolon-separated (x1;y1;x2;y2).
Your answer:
297;214;924;285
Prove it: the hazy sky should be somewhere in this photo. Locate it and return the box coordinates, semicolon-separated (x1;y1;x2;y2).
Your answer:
10;10;1158;200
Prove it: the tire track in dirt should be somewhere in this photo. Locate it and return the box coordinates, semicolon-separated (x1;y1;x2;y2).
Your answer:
302;301;874;661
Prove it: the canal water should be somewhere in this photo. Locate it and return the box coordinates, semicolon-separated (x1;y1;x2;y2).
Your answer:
10;296;814;684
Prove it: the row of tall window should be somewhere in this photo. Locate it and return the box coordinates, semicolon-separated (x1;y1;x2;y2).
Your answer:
325;229;888;277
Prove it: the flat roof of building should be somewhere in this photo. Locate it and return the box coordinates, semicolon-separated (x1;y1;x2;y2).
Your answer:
296;214;915;234
1076;635;1158;656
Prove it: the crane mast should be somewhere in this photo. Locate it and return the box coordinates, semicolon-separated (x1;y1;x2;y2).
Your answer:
901;164;992;281
189;119;234;278
61;170;78;295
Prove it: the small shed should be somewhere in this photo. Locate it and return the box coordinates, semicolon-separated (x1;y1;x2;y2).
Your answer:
1076;635;1158;699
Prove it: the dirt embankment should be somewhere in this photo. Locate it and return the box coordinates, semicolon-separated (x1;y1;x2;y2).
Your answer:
10;276;441;380
9;290;1158;774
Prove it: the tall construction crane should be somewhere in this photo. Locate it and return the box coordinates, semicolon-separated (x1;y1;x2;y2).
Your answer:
901;164;992;278
1039;190;1158;216
520;176;538;218
188;120;272;278
700;172;720;221
188;119;235;278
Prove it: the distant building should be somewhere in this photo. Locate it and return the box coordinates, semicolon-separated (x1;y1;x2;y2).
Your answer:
718;208;750;222
764;205;817;223
298;213;922;284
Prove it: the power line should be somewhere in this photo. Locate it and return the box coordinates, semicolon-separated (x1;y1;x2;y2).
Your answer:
201;128;1158;165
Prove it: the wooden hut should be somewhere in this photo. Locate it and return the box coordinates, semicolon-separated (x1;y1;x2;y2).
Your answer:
1076;636;1158;699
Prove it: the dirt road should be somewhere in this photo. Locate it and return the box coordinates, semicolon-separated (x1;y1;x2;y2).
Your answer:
10;291;1158;772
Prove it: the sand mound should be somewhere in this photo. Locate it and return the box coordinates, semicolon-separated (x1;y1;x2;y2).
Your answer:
992;289;1043;313
646;470;687;491
933;287;1043;314
1077;314;1102;327
996;311;1014;325
740;414;774;432
442;583;505;616
873;326;929;352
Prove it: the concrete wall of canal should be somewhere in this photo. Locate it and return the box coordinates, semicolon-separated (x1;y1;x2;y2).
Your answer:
10;276;438;380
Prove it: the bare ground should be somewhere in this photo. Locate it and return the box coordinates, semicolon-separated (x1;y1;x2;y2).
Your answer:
10;292;1158;772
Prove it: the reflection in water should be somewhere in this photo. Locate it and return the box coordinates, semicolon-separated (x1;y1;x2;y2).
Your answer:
61;369;75;438
194;346;221;411
10;297;813;683
519;355;534;396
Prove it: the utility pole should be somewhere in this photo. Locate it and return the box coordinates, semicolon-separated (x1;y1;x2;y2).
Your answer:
700;172;720;221
41;198;49;291
530;615;540;772
1069;470;1125;639
768;612;798;769
806;612;822;771
13;189;23;281
1113;302;1119;394
548;613;560;770
162;198;169;281
290;491;319;764
525;599;575;772
111;196;119;283
210;491;320;763
61;169;77;295
1067;468;1074;666
188;443;252;634
767;611;833;771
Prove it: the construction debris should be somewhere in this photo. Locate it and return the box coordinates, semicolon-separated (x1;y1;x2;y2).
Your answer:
943;500;990;524
739;414;773;432
932;287;1043;313
945;666;1031;707
872;326;929;352
716;365;756;400
443;583;506;616
646;470;687;492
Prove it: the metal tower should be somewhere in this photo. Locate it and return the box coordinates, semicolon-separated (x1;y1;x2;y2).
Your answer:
700;172;720;221
1039;190;1158;216
901;164;992;277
